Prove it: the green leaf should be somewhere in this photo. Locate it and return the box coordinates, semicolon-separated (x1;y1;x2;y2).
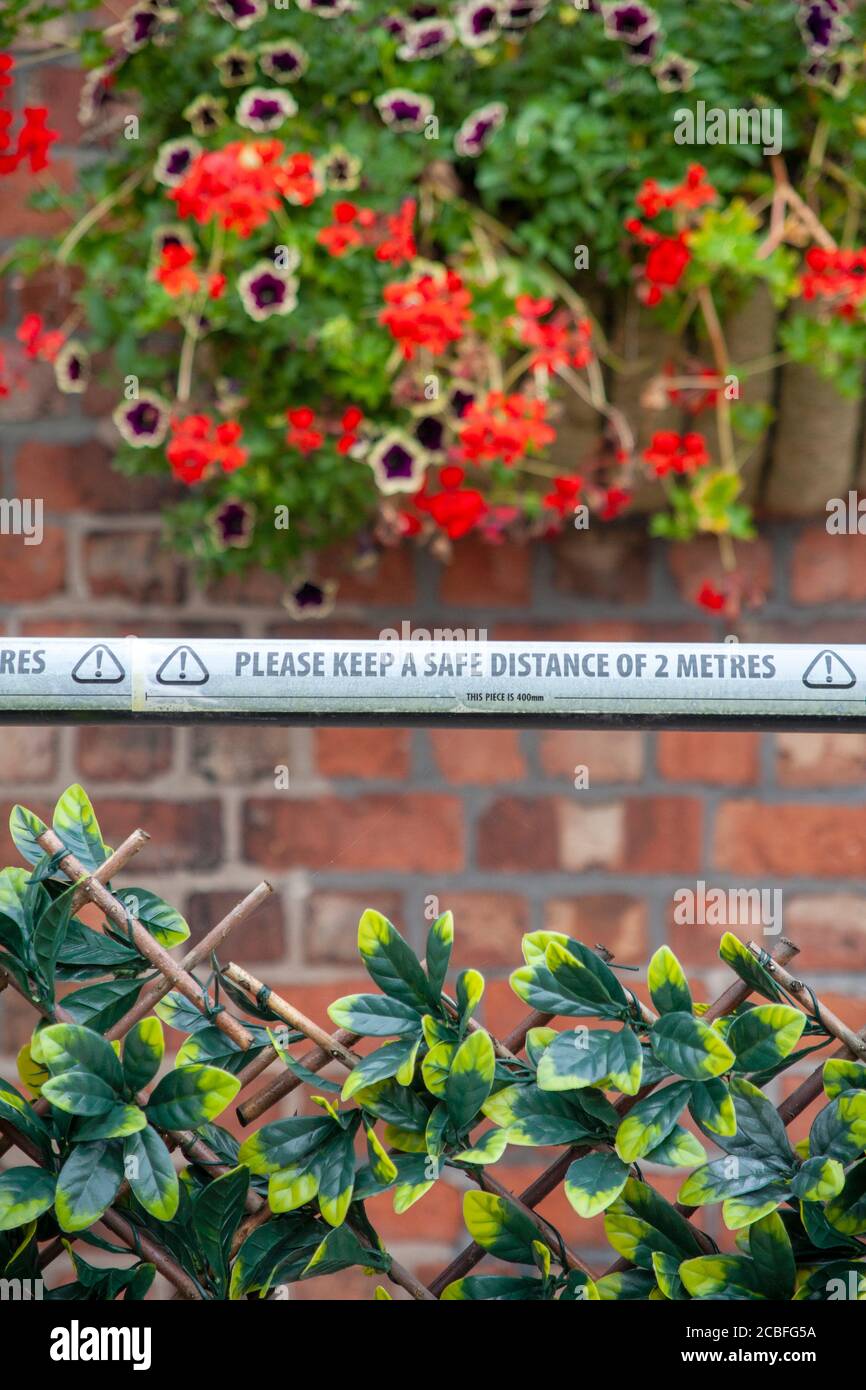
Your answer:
615;1081;692;1164
652;1250;686;1301
790;1156;845;1203
228;1214;323;1299
727;1005;806;1072
0;1168;56;1231
191;1164;249;1290
420;1040;456;1098
341;1038;419;1101
73;1103;147;1141
146;1065;240;1130
650;1012;735;1081
326;993;422;1037
313;1127;356;1227
689;1078;737;1138
645;1126;706;1168
113;888;189;950
748;1210;795;1299
538;1026;642;1095
604;1178;703;1269
300;1222;388;1280
42;1070;118;1118
122;1017;164;1094
723;1183;789;1231
52;785;110;872
718;933;781;1003
9;805;49;868
462;1189;543;1264
124;1126;179;1221
809;1090;866;1165
564;1152;630;1219
0;1079;54;1160
679;1254;766;1300
824;1158;866;1237
39;1022;124;1092
455;968;484;1028
647;946;692;1016
238;1115;334;1176
482;1082;598;1147
425;911;453;1002
823;1059;866;1101
32;884;77;1003
442;1274;546;1301
679;1155;791;1206
445;1028;495;1132
453;1128;509;1165
61;979;145;1033
55;1141;124;1232
722;1077;796;1165
357;908;434;1011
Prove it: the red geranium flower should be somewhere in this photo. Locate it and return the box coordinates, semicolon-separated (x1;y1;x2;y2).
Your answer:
415;465;487;539
380;270;472;359
286;405;324;453
166;412;248;484
696;581;727;612
171;140;319;237
643;429;709;477
155;244;200;297
457;391;556;466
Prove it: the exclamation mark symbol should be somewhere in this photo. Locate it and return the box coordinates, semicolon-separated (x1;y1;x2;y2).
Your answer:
94;648;103;680
179;649;187;680
825;653;833;684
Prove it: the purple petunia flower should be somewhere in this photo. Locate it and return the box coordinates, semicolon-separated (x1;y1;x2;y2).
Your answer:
257;40;309;83
499;1;548;29
798;1;848;53
381;13;409;39
122;5;161;52
624;26;660;63
54;341;90;395
183;93;227;135
113;391;170;449
448;381;476;420
367;431;428;493
295;0;354;16
151;224;195;264
212;499;255;549
375;88;434;131
454;102;507;157
398;18;455;59
283;578;338;619
456;1;501;47
236;87;298;131
215;47;257;86
414;413;447;454
602;2;658;45
316;145;362;191
210;0;267;28
652;52;697;92
78;63;118;127
153;137;201;187
238;261;299;321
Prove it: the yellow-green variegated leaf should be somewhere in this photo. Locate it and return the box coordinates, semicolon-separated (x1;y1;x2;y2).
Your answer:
652;1250;686;1300
809;1090;866;1164
425;1102;449;1159
365;1125;398;1186
462;1189;543;1264
679;1254;765;1300
314;1128;356;1227
718;932;782;1003
679;1155;791;1207
603;1178;703;1269
722;1184;788;1231
269;1165;319;1214
537;1026;642;1096
525;1026;558;1068
790;1156;845;1203
482;1082;597;1147
594;1270;657;1300
689;1077;737;1138
54;1140;125;1232
327;993;422;1037
39;1021;124;1090
823;1058;866;1101
341;1038;419;1101
421;1014;453;1048
455;968;485;1025
382;1124;427;1153
645;1126;706;1168
9;804;49;867
16;1041;48;1098
145;1064;239;1130
615;1080;692;1163
749;1210;796;1299
41;1070;117;1118
0;1167;56;1231
521;931;570;966
531;1238;550;1280
425;911;453;1002
421;1041;456;1098
453;1127;508;1165
824;1158;866;1236
72;1103;147;1141
650;1011;735;1081
52;784;110;872
374;1286;392;1300
444;1028;495;1131
728;1005;806;1072
393;1175;435;1213
238;1115;334;1175
564;1152;630;1219
357;909;434;1011
123;1125;179;1221
114;888;189;950
647;946;692;1016
122;1016;164;1094
441;1274;545;1300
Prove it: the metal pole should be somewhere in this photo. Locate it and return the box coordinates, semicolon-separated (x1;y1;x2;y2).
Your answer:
0;636;863;728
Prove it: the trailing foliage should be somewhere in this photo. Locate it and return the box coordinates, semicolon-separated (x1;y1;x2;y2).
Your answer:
0;790;865;1299
3;2;866;612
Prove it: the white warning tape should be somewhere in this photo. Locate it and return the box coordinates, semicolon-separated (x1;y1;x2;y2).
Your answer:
0;638;864;726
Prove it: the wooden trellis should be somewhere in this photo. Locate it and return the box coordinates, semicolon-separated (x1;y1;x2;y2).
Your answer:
1;816;865;1301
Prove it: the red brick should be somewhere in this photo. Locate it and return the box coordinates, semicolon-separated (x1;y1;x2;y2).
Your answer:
326;544;416;606
28;65;86;144
15;440;172;513
94;799;223;870
429;729;525;784
622;797;703;873
715;801;866;877
185;888;285;964
305;891;406;965
0;796;52;868
82;530;185;604
667;536;774;606
77;727;174;781
476;797;560;872
0;525;66;601
315;728;411;779
544;895;648;961
204;569;285;606
243;795;464;872
366;1176;464;1244
191;727;294;783
444;891;530;968
539;730;643;783
656;731;760;785
439;542;530;607
556;800;625;872
0;727;59;783
780;895;866;972
791;524;866;604
775;732;866;787
554;525;650;603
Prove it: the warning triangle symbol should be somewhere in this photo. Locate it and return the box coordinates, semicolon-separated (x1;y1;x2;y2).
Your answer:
155;645;209;686
71;644;126;684
802;649;856;689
